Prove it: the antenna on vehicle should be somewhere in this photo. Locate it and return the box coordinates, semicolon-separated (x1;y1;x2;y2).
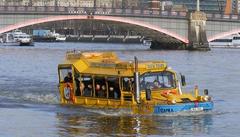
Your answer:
134;56;140;104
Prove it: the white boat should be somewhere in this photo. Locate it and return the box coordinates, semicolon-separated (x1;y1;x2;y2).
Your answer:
209;34;240;48
55;34;67;42
0;30;34;46
50;31;66;42
143;39;152;46
232;34;240;47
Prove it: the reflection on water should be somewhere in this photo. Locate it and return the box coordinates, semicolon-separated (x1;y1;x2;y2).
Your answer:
55;111;213;136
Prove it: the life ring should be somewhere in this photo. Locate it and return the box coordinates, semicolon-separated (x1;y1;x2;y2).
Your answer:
64;86;71;100
161;90;177;97
63;83;74;103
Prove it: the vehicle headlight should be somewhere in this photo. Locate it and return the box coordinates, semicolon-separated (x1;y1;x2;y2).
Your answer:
171;99;176;104
203;96;211;101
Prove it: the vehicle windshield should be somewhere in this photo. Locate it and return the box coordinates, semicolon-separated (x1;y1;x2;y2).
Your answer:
140;71;176;90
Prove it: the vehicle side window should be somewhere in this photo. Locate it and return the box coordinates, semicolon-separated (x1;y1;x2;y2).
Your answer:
81;75;93;97
59;67;72;83
107;77;120;99
122;77;134;92
94;76;107;98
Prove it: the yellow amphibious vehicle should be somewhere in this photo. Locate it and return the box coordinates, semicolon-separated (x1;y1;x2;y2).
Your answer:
58;51;213;114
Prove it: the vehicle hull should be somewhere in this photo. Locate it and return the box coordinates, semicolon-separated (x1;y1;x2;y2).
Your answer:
20;41;34;46
61;97;213;115
153;101;213;114
0;41;34;46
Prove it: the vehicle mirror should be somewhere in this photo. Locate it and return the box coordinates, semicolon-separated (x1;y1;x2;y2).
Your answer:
145;88;151;101
181;74;186;86
204;89;209;95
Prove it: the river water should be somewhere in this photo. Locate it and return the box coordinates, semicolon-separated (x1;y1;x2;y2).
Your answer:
0;42;239;137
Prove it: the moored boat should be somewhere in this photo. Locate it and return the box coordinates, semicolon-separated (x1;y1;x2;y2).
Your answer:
209;33;240;48
33;29;66;42
54;33;66;42
0;30;34;46
143;39;152;47
57;51;213;114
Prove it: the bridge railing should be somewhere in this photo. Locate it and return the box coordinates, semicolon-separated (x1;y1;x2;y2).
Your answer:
0;6;240;21
0;6;189;18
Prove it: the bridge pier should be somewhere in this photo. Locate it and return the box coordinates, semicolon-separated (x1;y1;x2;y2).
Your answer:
150;11;210;51
187;11;210;51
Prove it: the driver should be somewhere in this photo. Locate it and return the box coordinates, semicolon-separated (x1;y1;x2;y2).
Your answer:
64;72;73;83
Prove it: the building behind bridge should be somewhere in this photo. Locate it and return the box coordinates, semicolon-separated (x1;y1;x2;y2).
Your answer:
0;0;138;8
1;0;240;14
171;0;226;13
172;0;240;14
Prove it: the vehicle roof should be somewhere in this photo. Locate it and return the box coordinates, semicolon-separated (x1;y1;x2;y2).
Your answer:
58;51;170;76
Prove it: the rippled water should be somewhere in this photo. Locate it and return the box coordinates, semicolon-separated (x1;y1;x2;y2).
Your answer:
0;43;239;137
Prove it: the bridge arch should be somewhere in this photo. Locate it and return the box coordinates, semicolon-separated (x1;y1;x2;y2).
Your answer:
208;29;240;42
0;15;188;44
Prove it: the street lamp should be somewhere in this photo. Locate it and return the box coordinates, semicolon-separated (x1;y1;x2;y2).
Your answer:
196;0;200;11
29;0;32;6
55;0;58;7
122;0;126;9
94;0;96;8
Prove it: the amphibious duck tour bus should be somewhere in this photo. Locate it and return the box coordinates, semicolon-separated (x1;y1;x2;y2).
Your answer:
58;51;213;114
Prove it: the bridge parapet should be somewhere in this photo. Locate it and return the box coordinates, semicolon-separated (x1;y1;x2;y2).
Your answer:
1;6;240;22
0;6;187;19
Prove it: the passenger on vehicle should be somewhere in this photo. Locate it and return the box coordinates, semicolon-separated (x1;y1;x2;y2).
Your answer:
109;86;114;98
128;78;134;91
95;84;101;97
64;72;73;83
123;78;133;91
83;84;92;97
109;87;118;99
152;80;160;89
80;82;85;95
75;74;81;96
96;84;106;98
99;85;106;97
